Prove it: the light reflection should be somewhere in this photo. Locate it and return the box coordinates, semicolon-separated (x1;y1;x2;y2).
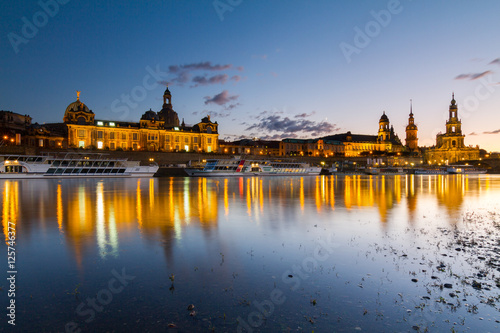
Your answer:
3;175;498;265
2;181;18;244
57;184;63;232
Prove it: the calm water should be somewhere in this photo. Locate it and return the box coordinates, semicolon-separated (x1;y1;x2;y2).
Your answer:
1;175;500;332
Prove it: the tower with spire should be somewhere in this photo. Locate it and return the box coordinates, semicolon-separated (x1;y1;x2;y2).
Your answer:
158;86;180;127
435;93;465;150
377;111;391;142
424;93;479;164
405;100;418;151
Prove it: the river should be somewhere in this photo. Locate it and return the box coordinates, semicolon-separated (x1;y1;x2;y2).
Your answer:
1;175;499;332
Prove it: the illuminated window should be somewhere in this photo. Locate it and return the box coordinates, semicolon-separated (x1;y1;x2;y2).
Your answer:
97;141;103;149
39;139;44;147
109;122;115;127
78;141;85;148
207;146;212;153
97;121;103;126
184;145;189;152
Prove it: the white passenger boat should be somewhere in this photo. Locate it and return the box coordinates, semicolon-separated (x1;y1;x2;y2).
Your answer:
364;167;405;175
0;154;159;178
185;159;321;177
413;168;447;175
446;165;487;174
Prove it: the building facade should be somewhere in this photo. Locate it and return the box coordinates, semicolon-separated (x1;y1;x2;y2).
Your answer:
425;94;480;163
279;138;344;157
64;88;219;152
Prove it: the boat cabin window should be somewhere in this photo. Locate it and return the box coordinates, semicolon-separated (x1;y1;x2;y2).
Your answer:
4;165;23;173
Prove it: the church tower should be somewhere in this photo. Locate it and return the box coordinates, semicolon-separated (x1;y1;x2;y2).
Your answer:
435;93;465;149
445;93;463;138
405;100;418;151
158;87;180;127
378;111;391;142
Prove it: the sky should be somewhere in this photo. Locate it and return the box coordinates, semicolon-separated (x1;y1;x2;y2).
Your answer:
1;0;500;151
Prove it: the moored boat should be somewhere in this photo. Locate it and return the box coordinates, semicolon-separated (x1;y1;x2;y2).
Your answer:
185;159;321;177
446;165;487;174
364;167;405;175
0;153;159;178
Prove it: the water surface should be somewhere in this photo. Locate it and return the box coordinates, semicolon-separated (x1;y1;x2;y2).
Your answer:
1;175;500;332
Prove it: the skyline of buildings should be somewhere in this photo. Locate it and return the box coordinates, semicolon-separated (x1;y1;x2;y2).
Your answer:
0;88;487;164
2;2;500;152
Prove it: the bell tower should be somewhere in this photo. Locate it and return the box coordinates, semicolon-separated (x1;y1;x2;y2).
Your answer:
446;93;462;136
158;86;179;127
405;100;418;151
378;111;391;142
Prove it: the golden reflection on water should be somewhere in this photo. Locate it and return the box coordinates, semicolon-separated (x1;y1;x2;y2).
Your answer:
2;181;18;244
0;175;498;253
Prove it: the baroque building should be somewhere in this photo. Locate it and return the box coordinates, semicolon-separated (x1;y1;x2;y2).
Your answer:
424;94;479;163
405;101;418;151
64;88;219;152
280;112;404;157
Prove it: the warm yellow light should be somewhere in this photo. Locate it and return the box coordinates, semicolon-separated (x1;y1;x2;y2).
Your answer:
3;136;7;140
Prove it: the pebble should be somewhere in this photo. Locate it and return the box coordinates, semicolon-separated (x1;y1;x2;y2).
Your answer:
444;283;453;289
411;278;418;283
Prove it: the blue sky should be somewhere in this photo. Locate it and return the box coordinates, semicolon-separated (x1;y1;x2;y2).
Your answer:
1;0;500;151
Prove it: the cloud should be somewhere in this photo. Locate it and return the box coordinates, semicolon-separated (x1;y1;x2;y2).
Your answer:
230;75;242;82
468;132;477;136
252;54;268;60
164;61;243;87
225;103;241;110
294;112;316;118
199;110;232;119
454;71;492;80
204;90;239;106
169;62;232;73
483;129;500;134
192;74;229;87
245;114;338;137
489;58;500;66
